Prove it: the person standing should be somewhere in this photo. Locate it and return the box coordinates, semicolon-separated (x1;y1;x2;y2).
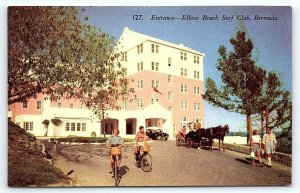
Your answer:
262;127;277;167
250;129;263;167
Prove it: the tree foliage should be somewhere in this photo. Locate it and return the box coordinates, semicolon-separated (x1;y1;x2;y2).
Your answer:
204;31;291;143
8;7;134;114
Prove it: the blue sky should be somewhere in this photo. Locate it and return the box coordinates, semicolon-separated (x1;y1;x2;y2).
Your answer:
81;6;292;132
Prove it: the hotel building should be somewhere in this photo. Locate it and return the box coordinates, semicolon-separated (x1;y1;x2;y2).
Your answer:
8;27;205;139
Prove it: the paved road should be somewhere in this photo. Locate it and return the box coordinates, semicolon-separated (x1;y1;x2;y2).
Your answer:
54;140;291;186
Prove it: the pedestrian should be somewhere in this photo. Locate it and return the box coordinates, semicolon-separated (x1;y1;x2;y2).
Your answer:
262;127;277;167
250;129;263;167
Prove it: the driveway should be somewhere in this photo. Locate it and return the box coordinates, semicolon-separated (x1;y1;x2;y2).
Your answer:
53;140;291;186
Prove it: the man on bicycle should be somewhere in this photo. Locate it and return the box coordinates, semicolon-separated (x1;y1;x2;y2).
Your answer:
134;126;147;160
106;128;124;174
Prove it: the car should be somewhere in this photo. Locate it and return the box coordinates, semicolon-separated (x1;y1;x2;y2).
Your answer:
146;127;169;140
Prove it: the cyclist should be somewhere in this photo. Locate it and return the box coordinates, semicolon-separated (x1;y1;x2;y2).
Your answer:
134;126;147;160
106;128;124;174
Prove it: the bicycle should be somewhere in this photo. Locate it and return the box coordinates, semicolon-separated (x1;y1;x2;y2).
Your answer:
110;147;122;186
134;145;152;172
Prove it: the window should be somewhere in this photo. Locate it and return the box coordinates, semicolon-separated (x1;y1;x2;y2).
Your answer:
65;122;86;132
71;123;76;131
168;57;172;67
181;52;187;60
123;68;127;77
151;80;160;89
58;102;62;108
137;62;144;72
180;84;188;93
137;80;144;90
194;86;200;95
194;55;200;64
151;43;159;53
137;44;143;54
156;98;160;103
181;117;188;128
65;123;70;131
168;74;172;84
194;102;201;111
82;123;86;131
173;123;176;132
151;62;159;71
180;101;188;110
23;122;33;131
70;103;74;109
194;71;200;79
168;92;173;101
122;101;127;110
168;106;173;112
155;80;160;89
181;68;187;76
122;52;127;61
137;98;143;108
36;101;42;110
77;123;81;131
22;101;28;109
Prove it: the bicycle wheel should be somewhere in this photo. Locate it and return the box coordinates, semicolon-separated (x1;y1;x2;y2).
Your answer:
141;153;152;172
114;158;118;186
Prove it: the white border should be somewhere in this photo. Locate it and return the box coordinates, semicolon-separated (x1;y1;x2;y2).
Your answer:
1;1;299;193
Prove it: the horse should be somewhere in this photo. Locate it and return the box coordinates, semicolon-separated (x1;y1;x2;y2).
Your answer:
205;125;229;151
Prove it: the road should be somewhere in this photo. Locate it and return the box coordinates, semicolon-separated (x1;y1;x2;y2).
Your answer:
53;140;291;186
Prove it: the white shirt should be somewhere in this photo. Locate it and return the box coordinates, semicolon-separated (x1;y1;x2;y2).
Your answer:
251;135;261;143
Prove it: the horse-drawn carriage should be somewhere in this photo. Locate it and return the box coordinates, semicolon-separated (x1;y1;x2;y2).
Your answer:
176;125;229;151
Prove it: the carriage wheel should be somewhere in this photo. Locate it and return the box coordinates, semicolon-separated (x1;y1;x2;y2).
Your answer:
186;138;192;148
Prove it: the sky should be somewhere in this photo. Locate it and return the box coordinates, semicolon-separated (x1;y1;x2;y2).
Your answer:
81;6;292;132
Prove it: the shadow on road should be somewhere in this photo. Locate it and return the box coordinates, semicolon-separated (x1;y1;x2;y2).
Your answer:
115;165;129;186
235;157;251;165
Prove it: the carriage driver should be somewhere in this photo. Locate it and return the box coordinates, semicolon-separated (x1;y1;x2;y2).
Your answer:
194;118;202;131
134;126;147;160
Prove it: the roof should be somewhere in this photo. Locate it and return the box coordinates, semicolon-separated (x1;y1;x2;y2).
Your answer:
119;27;205;56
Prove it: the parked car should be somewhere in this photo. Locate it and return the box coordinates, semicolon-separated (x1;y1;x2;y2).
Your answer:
146;127;169;140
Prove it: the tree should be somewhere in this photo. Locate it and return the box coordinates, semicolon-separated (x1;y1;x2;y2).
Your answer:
204;31;292;144
256;72;292;133
8;7;134;121
204;31;265;144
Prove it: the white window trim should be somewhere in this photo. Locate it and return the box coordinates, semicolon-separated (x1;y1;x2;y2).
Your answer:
22;101;28;109
36;101;42;110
